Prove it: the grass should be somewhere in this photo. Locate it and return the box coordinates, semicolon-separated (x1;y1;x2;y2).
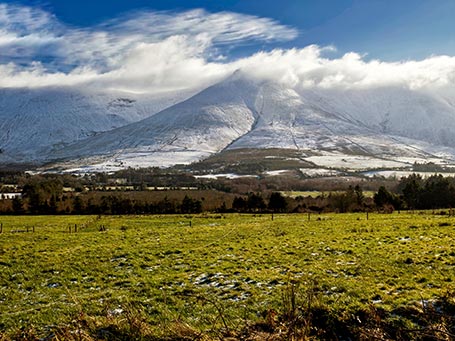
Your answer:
1;212;455;339
282;190;376;198
188;148;314;174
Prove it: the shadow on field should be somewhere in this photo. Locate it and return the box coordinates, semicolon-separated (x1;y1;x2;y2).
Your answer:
2;284;455;340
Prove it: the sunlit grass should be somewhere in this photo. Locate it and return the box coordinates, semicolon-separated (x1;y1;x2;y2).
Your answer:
1;212;455;338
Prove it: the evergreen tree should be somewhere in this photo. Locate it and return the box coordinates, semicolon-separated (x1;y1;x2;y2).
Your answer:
232;197;247;212
399;174;423;209
268;192;288;212
374;186;402;210
247;193;266;212
180;195;202;214
354;185;364;206
73;196;85;214
12;196;24;214
374;186;392;208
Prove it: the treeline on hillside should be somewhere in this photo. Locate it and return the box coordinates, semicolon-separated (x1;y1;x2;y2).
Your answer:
1;189;290;215
72;195;204;215
2;181;207;215
374;174;455;211
3;173;455;215
1;168;396;195
0;171;199;191
0;180;372;215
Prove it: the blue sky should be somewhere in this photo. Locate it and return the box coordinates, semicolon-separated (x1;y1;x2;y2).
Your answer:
7;0;455;61
1;0;455;93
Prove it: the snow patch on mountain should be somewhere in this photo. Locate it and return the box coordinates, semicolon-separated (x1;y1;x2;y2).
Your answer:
0;86;192;163
4;71;455;171
48;74;260;167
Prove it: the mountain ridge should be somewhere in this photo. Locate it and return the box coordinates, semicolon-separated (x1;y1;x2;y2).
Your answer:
2;73;455;172
0;86;194;164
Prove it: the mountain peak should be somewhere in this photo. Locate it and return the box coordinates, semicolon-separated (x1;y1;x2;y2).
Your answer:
3;73;455;172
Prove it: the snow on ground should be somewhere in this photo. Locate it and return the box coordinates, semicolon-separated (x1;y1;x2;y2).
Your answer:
363;170;455;179
22;73;455;172
0;87;191;163
195;173;257;179
303;153;409;170
60;150;212;173
299;168;342;177
262;170;293;176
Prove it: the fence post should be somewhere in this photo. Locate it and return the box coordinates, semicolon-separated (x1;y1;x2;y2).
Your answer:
75;224;77;233
366;211;369;220
308;212;311;221
0;223;2;233
32;226;35;233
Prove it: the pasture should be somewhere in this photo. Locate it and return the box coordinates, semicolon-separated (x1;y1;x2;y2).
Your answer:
1;213;455;339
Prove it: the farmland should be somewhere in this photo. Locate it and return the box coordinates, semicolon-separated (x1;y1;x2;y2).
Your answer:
1;213;455;340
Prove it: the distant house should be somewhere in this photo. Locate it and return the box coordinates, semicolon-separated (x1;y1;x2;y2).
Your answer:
1;193;22;199
108;178;128;185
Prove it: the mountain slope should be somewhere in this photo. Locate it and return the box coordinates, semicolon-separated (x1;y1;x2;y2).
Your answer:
5;73;455;171
229;83;455;156
0;86;189;163
49;75;260;169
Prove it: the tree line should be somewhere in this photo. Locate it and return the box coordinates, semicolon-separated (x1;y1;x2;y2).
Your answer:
374;174;455;211
3;173;455;215
1;180;290;215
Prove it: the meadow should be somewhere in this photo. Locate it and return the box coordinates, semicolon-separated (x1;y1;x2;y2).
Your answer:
1;212;455;340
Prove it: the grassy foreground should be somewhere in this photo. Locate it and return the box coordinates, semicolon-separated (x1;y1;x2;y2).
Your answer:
1;213;455;340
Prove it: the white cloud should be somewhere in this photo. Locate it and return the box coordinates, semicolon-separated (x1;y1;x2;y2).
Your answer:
1;3;455;95
234;46;455;93
0;4;297;69
104;9;298;45
0;4;63;59
94;36;233;94
0;4;296;92
0;62;98;88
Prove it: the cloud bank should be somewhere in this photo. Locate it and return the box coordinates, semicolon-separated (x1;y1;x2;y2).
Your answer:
1;3;455;95
235;47;455;92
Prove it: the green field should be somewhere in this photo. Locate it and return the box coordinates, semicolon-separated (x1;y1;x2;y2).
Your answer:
282;190;376;198
1;213;455;340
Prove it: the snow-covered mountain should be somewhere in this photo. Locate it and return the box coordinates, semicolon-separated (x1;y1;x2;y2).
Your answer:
3;72;455;172
48;74;261;169
229;82;455;156
0;86;191;164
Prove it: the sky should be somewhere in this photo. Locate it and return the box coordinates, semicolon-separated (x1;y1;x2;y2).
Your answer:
1;0;455;94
